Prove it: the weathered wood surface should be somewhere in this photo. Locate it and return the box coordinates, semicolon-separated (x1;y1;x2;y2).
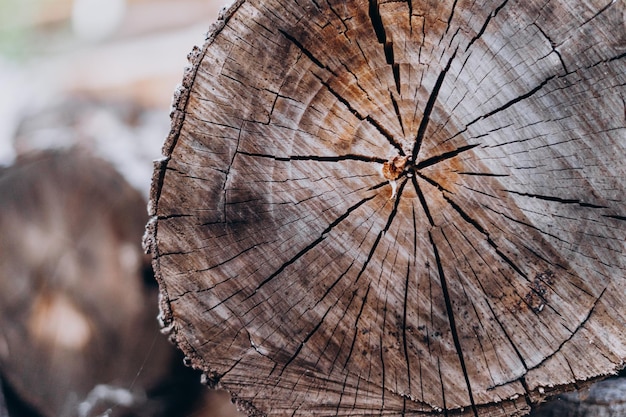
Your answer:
146;0;626;415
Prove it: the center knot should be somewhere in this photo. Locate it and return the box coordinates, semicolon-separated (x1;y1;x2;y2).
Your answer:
381;155;409;181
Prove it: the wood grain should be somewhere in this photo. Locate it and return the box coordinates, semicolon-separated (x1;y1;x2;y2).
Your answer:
146;0;626;415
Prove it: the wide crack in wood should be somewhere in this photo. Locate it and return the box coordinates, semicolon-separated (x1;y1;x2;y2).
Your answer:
411;48;458;162
464;0;510;53
505;190;609;209
278;28;406;155
415;144;479;170
278;180;408;375
238;151;387;164
429;230;480;417
368;0;401;94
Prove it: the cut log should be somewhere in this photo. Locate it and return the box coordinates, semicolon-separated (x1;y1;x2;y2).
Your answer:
0;150;175;417
145;0;626;416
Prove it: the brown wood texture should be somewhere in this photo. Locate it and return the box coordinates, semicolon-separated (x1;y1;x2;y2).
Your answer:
146;0;626;415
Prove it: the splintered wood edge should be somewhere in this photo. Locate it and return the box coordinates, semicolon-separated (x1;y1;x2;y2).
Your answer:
143;2;272;416
143;0;249;405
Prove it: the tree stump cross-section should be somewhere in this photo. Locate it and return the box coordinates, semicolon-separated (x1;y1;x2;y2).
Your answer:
145;0;626;415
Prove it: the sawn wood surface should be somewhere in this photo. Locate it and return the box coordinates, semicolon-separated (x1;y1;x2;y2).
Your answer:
145;0;626;415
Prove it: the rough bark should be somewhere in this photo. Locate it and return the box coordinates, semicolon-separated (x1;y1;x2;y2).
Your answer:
146;0;626;415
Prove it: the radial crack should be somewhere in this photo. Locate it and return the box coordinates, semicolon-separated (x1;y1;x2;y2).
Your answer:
238;151;387;164
604;214;626;222
447;74;557;144
368;0;401;93
281;24;405;155
505;190;608;209
438;352;448;416
415;144;479;170
429;230;479;417
412;48;458;161
279;299;338;376
581;0;617;28
390;92;406;137
481;204;568;245
402;259;412;392
457;172;509;177
526;286;608;373
419;173;529;280
248;194;377;296
464;0;510;53
478;75;556;122
346;179;408;339
445;194;528;280
281;181;407;375
380;300;388;409
412;176;435;226
368;0;386;45
533;23;568;73
279;29;336;76
316;75;406;155
444;0;459;36
343;285;372;370
450;222;531;385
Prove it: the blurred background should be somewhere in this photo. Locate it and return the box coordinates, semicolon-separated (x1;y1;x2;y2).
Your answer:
0;0;232;191
0;0;243;416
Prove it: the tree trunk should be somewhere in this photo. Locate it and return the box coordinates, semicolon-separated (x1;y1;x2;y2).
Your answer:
145;0;626;415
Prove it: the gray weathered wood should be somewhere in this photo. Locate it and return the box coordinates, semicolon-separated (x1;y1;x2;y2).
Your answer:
145;0;626;415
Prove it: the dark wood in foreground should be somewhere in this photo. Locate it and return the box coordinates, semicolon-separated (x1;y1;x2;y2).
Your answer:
0;150;175;417
146;0;626;415
530;376;626;417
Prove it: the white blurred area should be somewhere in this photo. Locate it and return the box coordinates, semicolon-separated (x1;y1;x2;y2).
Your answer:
0;0;231;195
72;0;127;41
